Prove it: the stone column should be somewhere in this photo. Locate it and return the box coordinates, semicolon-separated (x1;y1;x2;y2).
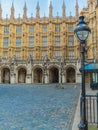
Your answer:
26;62;32;84
60;71;65;84
59;61;65;84
10;73;16;84
26;74;32;84
62;73;65;83
45;75;48;83
43;69;48;84
10;62;15;84
42;60;48;84
47;70;49;84
44;72;48;84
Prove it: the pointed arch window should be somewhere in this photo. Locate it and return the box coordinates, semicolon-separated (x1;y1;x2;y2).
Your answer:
4;27;9;34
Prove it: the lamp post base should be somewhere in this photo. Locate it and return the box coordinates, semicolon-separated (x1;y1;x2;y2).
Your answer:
78;121;88;130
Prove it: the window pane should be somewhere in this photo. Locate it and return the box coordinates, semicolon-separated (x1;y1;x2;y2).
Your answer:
29;26;34;33
68;36;74;46
42;36;47;46
55;36;60;46
68;50;74;59
42;26;47;33
68;25;73;31
16;26;22;33
29;37;34;46
55;25;60;32
16;37;21;47
55;51;62;56
3;37;9;47
4;27;9;34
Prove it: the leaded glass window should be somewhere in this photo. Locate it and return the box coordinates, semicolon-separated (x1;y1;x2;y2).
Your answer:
16;26;22;33
42;25;47;33
68;50;74;59
29;37;34;46
55;25;60;32
42;36;47;46
3;37;9;47
55;36;60;46
4;27;9;34
68;35;74;46
16;37;22;47
29;26;34;33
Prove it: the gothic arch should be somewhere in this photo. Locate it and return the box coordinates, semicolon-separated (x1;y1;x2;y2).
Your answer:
66;67;76;83
48;66;59;83
16;65;27;71
18;68;27;83
32;65;43;71
33;67;43;83
65;64;76;70
1;67;10;83
48;64;60;70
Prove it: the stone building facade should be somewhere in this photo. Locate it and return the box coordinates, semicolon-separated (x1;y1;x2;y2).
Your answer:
0;1;96;84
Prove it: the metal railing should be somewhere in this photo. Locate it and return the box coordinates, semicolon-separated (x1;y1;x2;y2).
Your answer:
86;93;98;128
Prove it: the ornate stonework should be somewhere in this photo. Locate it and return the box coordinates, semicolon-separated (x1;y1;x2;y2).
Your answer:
0;1;96;84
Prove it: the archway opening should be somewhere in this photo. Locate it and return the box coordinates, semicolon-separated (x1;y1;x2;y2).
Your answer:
66;67;76;83
2;68;10;83
34;68;42;83
18;68;26;83
49;67;59;83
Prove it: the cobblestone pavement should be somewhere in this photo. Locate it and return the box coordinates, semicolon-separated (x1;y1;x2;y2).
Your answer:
0;84;80;130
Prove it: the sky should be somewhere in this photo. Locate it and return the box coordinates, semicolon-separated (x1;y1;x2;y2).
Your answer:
0;0;87;18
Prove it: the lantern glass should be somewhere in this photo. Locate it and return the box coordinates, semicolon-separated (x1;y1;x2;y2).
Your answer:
74;16;91;44
76;30;89;41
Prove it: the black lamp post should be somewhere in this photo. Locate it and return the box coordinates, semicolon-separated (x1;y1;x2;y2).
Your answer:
74;16;91;130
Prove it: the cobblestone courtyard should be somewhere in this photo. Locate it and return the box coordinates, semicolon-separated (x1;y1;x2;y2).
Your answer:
0;84;80;130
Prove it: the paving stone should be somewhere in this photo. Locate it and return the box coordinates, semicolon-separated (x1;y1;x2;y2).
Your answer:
0;84;80;130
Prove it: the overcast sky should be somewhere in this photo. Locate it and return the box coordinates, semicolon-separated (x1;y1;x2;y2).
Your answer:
0;0;87;18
